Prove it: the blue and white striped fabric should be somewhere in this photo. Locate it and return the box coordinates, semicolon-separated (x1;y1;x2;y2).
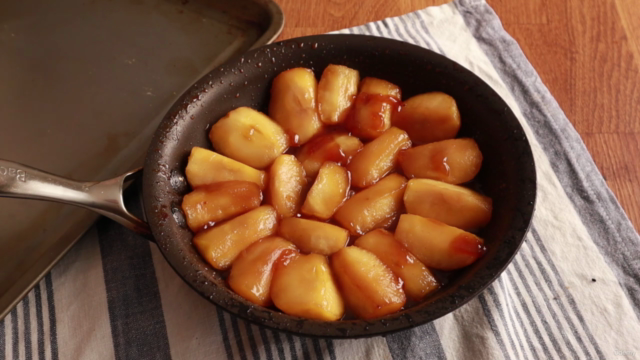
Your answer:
3;0;640;358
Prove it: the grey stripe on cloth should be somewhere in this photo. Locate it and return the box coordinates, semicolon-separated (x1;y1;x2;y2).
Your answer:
325;339;337;360
454;0;640;318
487;270;554;360
216;308;235;359
412;12;446;55
496;275;543;359
477;293;509;357
257;327;275;360
96;218;171;360
485;285;531;359
297;336;312;360
270;330;287;360
385;323;446;360
33;283;45;360
44;273;58;360
311;338;323;360
243;321;260;359
515;239;587;359
22;296;31;360
10;308;17;360
229;316;249;360
509;258;564;359
527;227;604;359
284;333;300;360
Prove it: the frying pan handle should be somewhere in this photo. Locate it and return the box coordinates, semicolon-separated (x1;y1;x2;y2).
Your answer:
0;159;151;237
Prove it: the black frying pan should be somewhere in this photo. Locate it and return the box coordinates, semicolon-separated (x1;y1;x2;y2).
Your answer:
0;34;536;338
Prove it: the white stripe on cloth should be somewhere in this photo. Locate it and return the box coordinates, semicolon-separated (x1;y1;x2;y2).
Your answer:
50;228;114;360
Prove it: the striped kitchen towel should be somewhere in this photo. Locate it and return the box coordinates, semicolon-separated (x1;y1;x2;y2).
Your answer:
2;0;640;359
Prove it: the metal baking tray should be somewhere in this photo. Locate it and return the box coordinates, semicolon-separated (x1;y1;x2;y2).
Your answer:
0;0;284;319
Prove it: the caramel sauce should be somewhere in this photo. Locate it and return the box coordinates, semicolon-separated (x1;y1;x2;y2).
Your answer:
345;93;399;138
300;133;346;164
450;233;487;257
285;130;301;146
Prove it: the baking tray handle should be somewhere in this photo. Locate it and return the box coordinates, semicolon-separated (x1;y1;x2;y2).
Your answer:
0;159;151;237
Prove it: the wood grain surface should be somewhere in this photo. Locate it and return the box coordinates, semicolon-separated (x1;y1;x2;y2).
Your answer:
274;0;640;231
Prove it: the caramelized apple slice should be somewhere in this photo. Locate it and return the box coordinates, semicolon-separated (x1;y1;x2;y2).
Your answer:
359;77;402;98
181;181;262;232
301;162;350;220
345;77;401;140
268;155;307;218
392;92;461;144
317;65;359;124
330;247;406;319
398;138;482;184
348;127;411;188
228;237;297;307
193;206;278;270
271;253;344;321
296;132;363;178
269;68;323;146
355;229;439;301
395;214;486;270
404;179;492;230
209;107;288;169
334;174;407;235
279;217;349;255
185;147;266;189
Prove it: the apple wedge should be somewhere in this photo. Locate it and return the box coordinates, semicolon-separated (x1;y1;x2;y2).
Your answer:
228;237;297;307
279;217;349;255
395;214;486;270
355;229;439;300
185;147;266;189
209;107;288;169
181;181;262;232
296;132;363;179
334;173;407;235
193;205;278;270
268;155;307;218
345;77;401;140
404;179;492;230
301;162;350;220
271;253;345;321
317;64;359;125
331;246;406;319
398;138;482;184
392;92;461;144
269;67;323;146
348;127;411;188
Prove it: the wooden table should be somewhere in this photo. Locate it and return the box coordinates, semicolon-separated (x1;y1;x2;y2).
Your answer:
275;0;640;231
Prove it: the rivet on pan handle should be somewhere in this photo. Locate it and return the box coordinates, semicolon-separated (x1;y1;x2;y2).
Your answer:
0;159;151;237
